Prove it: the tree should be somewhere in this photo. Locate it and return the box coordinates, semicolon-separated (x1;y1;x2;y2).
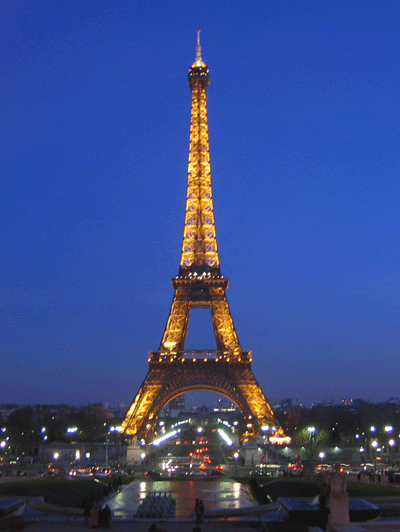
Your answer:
67;404;112;442
7;407;41;453
293;426;329;461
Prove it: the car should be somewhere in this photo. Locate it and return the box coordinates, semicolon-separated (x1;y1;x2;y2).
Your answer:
144;470;161;477
168;468;186;477
316;464;332;472
190;469;207;476
288;468;302;477
210;469;225;476
250;469;270;476
277;467;289;476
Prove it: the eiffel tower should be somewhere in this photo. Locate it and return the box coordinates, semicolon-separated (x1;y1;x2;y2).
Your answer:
122;32;283;440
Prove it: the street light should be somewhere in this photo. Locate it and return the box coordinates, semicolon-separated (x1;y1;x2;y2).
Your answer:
307;426;316;441
307;427;316;469
234;452;239;476
0;440;6;463
371;440;378;471
388;439;396;468
385;427;394;468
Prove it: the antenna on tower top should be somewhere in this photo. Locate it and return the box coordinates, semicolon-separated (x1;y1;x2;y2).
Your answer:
195;29;202;65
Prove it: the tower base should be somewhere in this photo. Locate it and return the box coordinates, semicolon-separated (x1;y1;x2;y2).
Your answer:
122;355;282;440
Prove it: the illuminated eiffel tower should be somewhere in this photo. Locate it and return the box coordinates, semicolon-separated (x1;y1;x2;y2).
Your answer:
122;32;283;440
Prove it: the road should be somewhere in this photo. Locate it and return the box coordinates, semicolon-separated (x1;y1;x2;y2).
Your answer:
143;424;237;478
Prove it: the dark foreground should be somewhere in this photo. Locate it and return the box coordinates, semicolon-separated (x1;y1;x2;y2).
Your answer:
21;520;313;532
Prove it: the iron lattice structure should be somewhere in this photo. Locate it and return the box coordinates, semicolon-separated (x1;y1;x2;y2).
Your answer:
123;32;283;440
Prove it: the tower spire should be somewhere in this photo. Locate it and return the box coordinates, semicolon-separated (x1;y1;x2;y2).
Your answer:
195;28;202;65
183;31;215;273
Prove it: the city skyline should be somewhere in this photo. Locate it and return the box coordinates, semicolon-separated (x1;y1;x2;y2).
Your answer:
1;1;399;408
2;393;397;413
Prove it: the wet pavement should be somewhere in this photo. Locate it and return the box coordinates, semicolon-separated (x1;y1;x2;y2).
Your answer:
107;478;255;519
22;478;262;532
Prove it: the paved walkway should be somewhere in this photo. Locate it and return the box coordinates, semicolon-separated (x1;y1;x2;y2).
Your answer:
106;479;255;519
21;479;261;532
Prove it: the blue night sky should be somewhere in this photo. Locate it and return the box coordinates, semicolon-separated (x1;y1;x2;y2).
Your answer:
1;1;399;408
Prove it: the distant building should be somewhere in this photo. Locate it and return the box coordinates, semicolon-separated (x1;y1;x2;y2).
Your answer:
106;403;128;418
214;398;237;411
0;404;20;420
341;398;364;407
169;395;185;410
271;398;293;413
280;398;292;410
162;395;186;418
39;441;125;465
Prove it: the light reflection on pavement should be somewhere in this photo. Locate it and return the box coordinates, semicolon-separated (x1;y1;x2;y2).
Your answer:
107;479;254;519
